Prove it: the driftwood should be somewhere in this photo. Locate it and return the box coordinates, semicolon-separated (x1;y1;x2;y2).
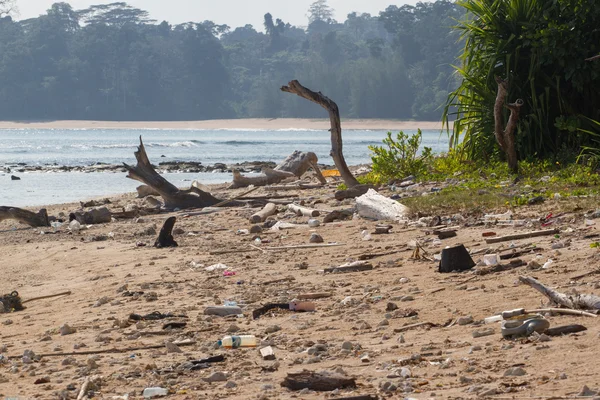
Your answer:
281;370;356;391
0;206;49;227
324;261;373;274
264;243;345;251
22;291;72;304
519;275;600;310
70;207;112;225
288;203;320;217
231;151;325;188
494;77;523;173
485;228;559;244
154;217;178;248
136;185;160;198
323;209;354;223
281;80;360;187
275;150;326;184
124;137;225;210
334;185;370;200
250;203;278;223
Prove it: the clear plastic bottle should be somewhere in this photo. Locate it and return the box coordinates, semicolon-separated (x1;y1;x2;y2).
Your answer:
218;335;257;348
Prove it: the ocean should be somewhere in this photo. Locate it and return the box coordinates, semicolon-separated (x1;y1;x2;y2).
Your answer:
0;128;449;207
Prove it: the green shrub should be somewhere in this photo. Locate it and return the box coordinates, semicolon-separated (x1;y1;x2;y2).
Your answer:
368;129;433;181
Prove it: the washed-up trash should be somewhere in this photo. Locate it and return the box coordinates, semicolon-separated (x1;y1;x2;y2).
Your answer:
356;189;408;221
218;335;257;348
483;254;499;266
204;306;243;316
205;263;229;272
253;301;316;319
143;387;168;398
129;311;185;321
439;244;475;273
0;291;23;313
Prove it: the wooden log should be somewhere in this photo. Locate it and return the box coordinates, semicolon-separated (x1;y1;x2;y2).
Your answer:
323;209;354;223
281;80;360;188
264;243;345;251
288;203;320;217
265;184;324;191
334;185;370;200
250;203;277;223
230;168;295;189
545;324;587;336
136;185;160;198
281;370;356;391
154;217;178;248
393;321;437;333
374;224;393;234
70;206;112;224
123;136;226;210
324;261;373;274
0;206;50;227
519;276;600;310
274;150;325;183
485;228;559;244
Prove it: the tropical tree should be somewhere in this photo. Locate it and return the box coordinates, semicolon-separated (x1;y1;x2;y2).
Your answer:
444;0;600;167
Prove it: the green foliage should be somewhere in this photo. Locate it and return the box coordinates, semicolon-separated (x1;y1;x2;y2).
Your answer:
369;130;433;181
444;0;600;162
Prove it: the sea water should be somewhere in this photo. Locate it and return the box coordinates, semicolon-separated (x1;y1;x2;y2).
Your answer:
0;128;449;207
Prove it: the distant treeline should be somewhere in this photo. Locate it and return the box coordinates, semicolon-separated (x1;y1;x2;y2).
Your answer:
0;1;464;121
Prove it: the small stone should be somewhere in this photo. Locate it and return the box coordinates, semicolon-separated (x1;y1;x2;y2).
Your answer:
3;319;13;325
378;319;389;327
559;373;567;379
341;341;353;350
308;219;320;227
265;325;281;334
398;334;405;343
250;225;262;234
203;371;228;383
457;316;473;326
309;233;324;243
225;381;237;389
400;295;414;302
360;354;370;363
578;385;598;396
86;357;98;370
400;367;411;378
59;324;76;336
386;302;398;311
504;367;527;377
226;324;240;333
165;341;183;354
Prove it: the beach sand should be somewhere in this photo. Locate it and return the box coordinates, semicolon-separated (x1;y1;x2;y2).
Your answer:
0;118;450;131
0;178;597;398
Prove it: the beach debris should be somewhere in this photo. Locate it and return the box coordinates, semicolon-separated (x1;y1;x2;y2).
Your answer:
218;335;257;348
203;371;229;383
231;150;325;188
253;301;315;319
10;175;20;180
438;244;475;273
204;306;243;316
355;189;408;221
281;80;359;187
59;323;77;336
323;209;353;223
0;291;24;313
154;216;178;248
546;324;587;336
307;218;320;227
124;136;227;209
70;206;111;224
373;224;393;234
142;387;169;398
0;206;50;227
280;370;357;391
250;203;277;223
485;228;559;244
165;341;183;353
288;203;320;217
519;275;600;310
324;261;373;274
260;346;276;360
136;184;160;198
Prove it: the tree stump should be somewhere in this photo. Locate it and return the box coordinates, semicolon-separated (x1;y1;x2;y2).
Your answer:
0;206;50;227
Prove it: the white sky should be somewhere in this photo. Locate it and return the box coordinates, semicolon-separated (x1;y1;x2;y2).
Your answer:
14;0;419;29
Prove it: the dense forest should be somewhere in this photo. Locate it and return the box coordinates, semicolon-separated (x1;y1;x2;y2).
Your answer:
0;0;464;121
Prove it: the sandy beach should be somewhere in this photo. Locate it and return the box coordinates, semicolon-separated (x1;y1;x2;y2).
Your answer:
0;118;450;131
0;173;599;398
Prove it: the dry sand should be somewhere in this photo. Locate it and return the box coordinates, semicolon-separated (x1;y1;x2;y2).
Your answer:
0;118;449;131
0;182;599;399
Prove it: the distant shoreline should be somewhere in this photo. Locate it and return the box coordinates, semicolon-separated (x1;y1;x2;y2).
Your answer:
0;118;451;131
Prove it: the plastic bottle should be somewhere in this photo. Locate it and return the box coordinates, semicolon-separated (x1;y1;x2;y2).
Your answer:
143;387;168;398
69;220;81;234
218;335;257;348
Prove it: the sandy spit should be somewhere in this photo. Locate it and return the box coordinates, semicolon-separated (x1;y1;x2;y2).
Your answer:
0;118;451;131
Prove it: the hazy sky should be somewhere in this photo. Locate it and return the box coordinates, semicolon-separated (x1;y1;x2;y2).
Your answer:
15;0;419;29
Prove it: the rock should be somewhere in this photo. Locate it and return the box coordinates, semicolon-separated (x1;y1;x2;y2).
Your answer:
142;387;168;398
457;316;473;326
400;367;412;378
250;225;263;234
86;357;99;370
578;385;598;396
309;233;324;243
226;324;240;333
504;367;527;377
360;354;370;363
11;175;20;180
341;341;353;350
203;371;228;383
59;324;76;336
225;381;237;389
93;296;111;307
265;325;281;334
386;302;399;311
165;341;183;354
308;219;320;227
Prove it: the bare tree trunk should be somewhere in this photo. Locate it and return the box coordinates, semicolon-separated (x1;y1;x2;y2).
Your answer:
123;137;227;210
494;77;523;174
519;276;600;310
281;80;360;188
0;206;50;227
